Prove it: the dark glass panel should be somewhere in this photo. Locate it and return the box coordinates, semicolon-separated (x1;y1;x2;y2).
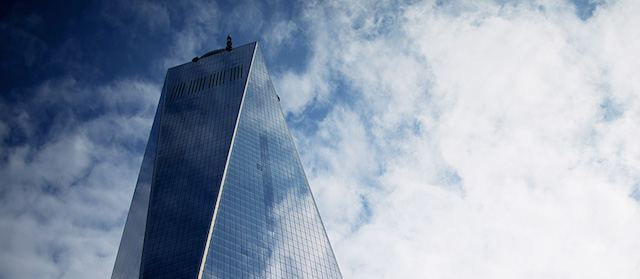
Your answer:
140;43;256;279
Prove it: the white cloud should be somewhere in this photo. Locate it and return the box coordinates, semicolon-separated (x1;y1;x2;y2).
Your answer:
281;0;640;278
0;77;159;279
262;20;298;53
3;0;640;278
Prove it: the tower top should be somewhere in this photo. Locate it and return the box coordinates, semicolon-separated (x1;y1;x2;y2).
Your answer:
226;35;233;51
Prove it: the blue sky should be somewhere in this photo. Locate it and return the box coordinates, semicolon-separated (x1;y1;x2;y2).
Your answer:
2;0;640;278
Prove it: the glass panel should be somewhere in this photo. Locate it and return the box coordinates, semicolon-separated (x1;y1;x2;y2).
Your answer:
139;43;256;279
112;42;341;279
203;45;343;279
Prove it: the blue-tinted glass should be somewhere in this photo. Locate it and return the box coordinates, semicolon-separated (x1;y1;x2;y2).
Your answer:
202;45;342;279
140;43;255;279
112;42;341;279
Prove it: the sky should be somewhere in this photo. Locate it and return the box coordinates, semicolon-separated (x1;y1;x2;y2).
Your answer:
1;0;640;278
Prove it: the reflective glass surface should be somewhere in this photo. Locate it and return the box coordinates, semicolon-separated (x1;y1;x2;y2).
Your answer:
112;42;341;279
202;45;343;279
140;43;255;279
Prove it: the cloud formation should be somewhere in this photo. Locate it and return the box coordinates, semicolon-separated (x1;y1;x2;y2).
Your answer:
0;77;159;278
278;0;640;278
1;0;639;278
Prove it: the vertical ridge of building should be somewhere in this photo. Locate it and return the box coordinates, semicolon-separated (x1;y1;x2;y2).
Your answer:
139;42;255;279
200;44;342;278
111;81;165;279
197;43;258;279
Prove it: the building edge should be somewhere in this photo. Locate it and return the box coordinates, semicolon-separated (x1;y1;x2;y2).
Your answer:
196;42;258;279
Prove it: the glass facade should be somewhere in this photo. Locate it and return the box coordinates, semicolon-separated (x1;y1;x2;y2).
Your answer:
112;42;342;279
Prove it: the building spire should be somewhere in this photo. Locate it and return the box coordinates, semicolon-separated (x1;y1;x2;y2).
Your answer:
226;35;233;51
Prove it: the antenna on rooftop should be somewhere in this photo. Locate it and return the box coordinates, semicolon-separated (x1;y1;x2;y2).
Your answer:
226;35;233;51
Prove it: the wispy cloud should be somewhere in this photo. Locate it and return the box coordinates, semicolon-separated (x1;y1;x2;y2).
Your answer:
1;0;639;278
276;0;640;277
0;77;159;278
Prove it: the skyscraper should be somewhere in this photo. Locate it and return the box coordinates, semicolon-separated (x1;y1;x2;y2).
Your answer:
112;39;342;279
